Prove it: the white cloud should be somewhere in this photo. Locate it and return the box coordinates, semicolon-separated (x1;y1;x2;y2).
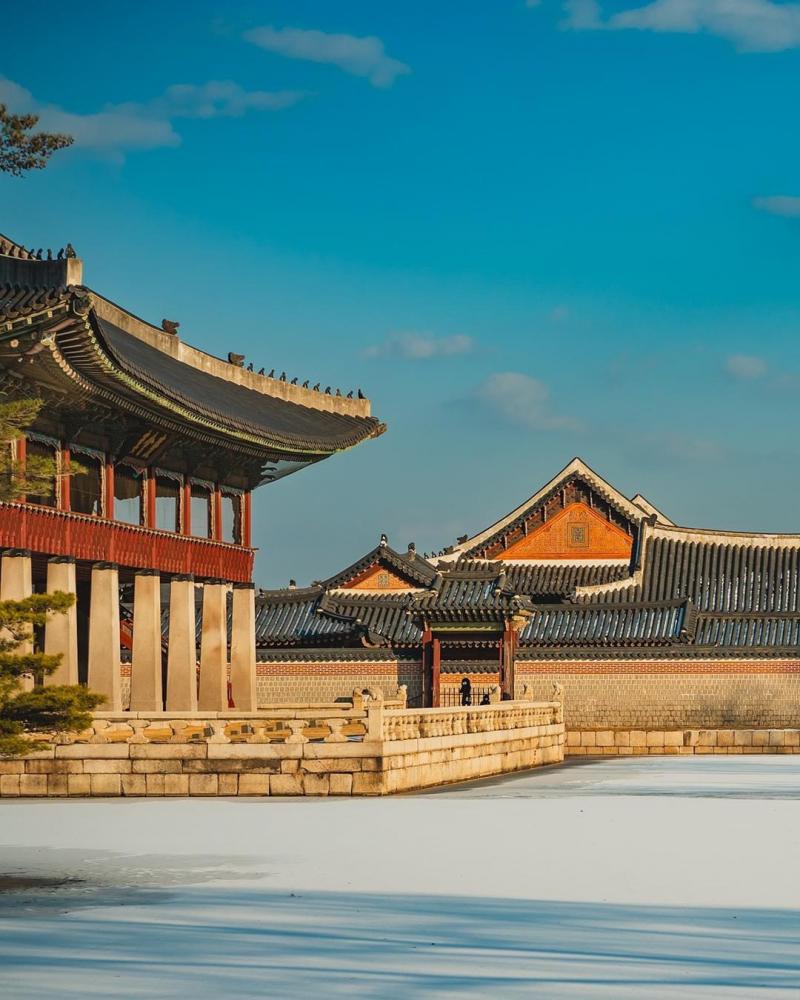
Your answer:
563;0;800;52
753;195;800;218
563;0;603;29
244;25;410;88
473;372;580;431
364;333;475;360
725;353;769;379
0;77;305;156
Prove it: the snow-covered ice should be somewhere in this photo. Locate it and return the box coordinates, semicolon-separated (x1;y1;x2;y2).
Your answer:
1;757;800;998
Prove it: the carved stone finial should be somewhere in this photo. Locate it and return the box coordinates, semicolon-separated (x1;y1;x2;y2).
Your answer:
161;319;180;336
228;352;245;367
65;243;77;258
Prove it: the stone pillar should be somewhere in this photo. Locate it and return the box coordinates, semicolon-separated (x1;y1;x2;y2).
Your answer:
129;570;162;712
1;549;33;690
166;574;197;712
230;582;257;711
87;562;121;712
44;556;78;686
198;581;228;711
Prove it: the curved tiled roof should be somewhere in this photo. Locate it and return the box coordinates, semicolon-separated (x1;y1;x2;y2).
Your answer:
321;543;438;590
255;587;421;647
96;317;383;455
519;601;688;647
0;273;384;462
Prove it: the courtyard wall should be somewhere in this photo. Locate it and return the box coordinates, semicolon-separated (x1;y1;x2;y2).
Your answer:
517;658;800;729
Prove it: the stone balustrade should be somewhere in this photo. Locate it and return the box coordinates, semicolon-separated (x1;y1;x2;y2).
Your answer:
380;702;562;742
0;694;566;797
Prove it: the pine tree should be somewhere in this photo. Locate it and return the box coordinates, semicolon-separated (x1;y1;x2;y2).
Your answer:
0;399;103;756
0;399;62;501
0;104;73;176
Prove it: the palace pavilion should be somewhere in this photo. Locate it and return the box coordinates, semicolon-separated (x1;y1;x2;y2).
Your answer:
0;232;383;712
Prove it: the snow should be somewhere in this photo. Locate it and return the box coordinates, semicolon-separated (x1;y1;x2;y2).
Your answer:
1;757;800;998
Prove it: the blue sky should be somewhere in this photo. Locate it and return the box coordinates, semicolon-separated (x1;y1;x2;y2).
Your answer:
3;0;800;586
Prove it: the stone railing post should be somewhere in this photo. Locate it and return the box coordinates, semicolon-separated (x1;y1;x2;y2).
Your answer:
285;720;308;744
367;700;385;742
326;718;348;743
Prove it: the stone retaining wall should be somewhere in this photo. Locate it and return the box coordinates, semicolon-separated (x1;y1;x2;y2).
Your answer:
0;699;564;797
566;728;800;755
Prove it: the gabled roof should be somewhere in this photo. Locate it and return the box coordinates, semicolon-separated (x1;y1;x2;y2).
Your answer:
321;541;438;591
439;457;646;562
631;493;673;525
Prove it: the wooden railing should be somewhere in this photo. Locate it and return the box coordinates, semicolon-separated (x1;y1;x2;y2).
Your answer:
0;501;254;580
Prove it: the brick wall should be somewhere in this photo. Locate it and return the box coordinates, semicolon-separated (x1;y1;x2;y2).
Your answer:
256;660;423;706
517;659;800;729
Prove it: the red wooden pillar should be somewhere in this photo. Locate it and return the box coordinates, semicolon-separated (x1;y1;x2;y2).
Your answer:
432;636;441;708
242;491;252;548
61;446;71;512
146;470;156;529
104;460;115;519
500;623;517;700
213;488;223;542
16;436;26;499
421;628;432;708
182;481;192;536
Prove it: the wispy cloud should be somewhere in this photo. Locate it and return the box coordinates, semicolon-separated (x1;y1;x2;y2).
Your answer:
364;332;475;360
472;372;580;431
0;77;305;157
725;354;769;379
244;26;410;88
754;195;800;218
562;0;800;52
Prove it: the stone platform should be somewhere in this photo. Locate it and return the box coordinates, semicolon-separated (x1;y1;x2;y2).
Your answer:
0;697;565;797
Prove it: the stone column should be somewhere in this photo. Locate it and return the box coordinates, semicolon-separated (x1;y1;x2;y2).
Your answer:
87;562;121;712
129;570;162;712
1;549;33;690
166;574;197;712
230;582;257;711
198;581;228;711
44;556;78;686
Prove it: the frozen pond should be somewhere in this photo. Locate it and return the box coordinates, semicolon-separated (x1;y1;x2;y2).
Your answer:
2;757;800;998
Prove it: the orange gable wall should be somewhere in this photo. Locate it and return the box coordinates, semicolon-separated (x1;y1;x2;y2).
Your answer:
496;502;632;560
347;563;419;590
